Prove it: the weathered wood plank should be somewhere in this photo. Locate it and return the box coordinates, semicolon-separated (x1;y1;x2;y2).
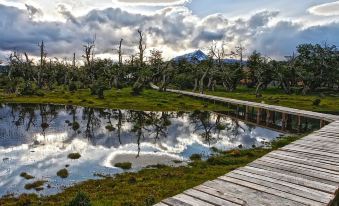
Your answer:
255;157;339;177
162;197;192;206
217;176;323;205
238;166;338;194
194;185;245;205
184;189;240;206
153;203;169;206
249;162;339;186
171;194;215;206
227;170;334;203
250;160;339;184
203;180;307;206
266;152;339;172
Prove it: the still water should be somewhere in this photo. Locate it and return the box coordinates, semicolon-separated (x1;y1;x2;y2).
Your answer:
0;104;282;197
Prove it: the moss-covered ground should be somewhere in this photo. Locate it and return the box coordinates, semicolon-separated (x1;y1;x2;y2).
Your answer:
0;87;229;111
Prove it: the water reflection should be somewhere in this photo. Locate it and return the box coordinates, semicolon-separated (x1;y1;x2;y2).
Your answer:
0;104;281;196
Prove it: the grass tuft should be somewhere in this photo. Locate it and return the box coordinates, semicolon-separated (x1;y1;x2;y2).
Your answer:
68;153;81;160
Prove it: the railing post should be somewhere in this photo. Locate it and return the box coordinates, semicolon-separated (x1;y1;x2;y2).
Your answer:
257;108;261;124
282;113;287;130
245;106;249;121
266;110;271;126
297;116;302;132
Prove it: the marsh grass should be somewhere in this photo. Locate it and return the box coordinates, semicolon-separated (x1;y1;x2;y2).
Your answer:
20;172;34;180
68;153;81;160
57;169;69;179
114;162;132;170
24;180;47;191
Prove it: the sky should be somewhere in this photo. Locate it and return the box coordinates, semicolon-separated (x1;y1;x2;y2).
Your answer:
0;0;339;62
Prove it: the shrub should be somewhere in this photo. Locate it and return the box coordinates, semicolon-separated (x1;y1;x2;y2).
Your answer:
312;98;321;106
68;192;91;206
144;196;155;206
69;82;77;92
189;154;202;161
68;153;81;159
114;162;132;170
57;169;69;178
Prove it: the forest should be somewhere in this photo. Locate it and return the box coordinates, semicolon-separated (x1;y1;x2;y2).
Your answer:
1;30;339;100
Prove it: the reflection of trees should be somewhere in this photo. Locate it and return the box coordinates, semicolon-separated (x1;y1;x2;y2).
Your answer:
190;111;225;145
82;108;101;141
127;111;172;157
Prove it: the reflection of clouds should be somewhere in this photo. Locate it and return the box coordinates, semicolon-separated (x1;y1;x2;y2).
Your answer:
0;104;282;197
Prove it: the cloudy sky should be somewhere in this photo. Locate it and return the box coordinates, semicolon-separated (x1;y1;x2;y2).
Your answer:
0;0;339;61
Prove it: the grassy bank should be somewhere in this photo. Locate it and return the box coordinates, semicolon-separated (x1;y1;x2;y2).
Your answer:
205;87;339;114
0;136;300;206
0;87;229;111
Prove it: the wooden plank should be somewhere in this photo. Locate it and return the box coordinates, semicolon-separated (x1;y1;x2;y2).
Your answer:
281;146;339;159
183;189;240;206
267;152;339;172
256;157;339;177
194;185;245;205
250;160;339;185
162;197;192;206
203;180;307;206
270;150;339;166
171;194;215;206
153;203;169;206
238;166;338;194
217;176;323;205
228;170;334;203
249;162;339;186
289;142;339;154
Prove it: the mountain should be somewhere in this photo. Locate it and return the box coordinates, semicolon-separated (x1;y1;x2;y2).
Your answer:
173;50;209;62
173;50;245;64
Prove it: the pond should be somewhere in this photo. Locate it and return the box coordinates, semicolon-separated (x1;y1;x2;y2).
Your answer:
0;104;282;197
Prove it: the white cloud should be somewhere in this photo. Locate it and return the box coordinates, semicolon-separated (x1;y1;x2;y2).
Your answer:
0;3;338;61
308;1;339;16
114;0;189;6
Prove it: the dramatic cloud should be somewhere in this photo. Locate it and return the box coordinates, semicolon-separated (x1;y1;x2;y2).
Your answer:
115;0;189;6
308;1;339;16
0;3;338;61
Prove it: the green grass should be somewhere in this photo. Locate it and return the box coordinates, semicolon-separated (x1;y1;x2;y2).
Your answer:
205;86;339;114
0;87;230;111
0;135;301;206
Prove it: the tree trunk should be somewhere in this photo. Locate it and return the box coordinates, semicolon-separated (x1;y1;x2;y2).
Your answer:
255;82;264;98
193;78;198;92
207;77;213;91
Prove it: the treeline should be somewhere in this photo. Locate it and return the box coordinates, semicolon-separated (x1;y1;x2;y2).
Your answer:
1;30;338;98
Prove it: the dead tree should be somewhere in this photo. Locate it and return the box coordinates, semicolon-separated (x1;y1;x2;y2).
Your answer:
132;30;147;95
82;39;95;82
38;40;47;88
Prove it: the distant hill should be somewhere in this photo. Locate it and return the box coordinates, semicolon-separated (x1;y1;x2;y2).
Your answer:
173;50;245;64
173;50;209;62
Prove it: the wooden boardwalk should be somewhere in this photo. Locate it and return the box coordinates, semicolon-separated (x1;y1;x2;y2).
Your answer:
151;85;339;206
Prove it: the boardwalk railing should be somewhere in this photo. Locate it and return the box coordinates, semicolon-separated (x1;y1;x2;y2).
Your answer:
151;84;339;206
